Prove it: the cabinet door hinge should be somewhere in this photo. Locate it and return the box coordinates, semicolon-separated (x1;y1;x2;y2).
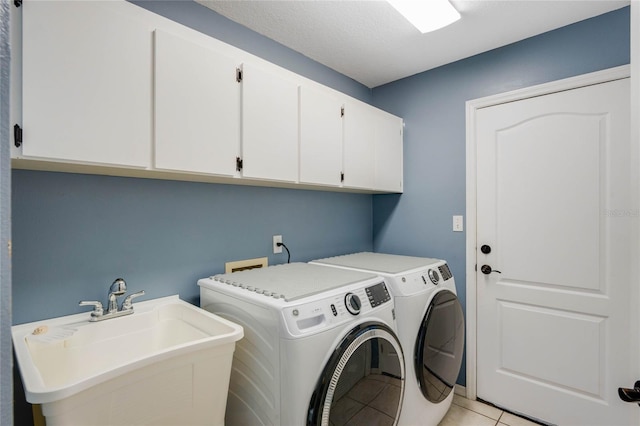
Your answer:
236;157;243;172
14;0;22;7
14;124;22;147
340;172;344;183
340;106;345;117
236;68;243;83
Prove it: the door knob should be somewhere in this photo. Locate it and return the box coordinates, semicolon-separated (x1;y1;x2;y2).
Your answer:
619;380;640;405
480;245;491;254
480;265;501;275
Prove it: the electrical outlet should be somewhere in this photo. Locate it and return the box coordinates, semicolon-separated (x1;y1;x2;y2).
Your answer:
273;235;283;254
453;215;464;232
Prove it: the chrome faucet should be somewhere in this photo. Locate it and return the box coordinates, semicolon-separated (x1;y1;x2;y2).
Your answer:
79;278;145;322
108;278;127;314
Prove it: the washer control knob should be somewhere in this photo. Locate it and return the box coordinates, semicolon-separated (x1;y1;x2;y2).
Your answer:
344;293;361;315
428;269;440;285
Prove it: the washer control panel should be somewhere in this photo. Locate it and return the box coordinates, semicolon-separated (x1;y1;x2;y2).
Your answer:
365;282;391;307
282;281;391;336
344;293;362;315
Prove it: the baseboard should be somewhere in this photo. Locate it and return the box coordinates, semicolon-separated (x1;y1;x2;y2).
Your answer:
454;384;466;398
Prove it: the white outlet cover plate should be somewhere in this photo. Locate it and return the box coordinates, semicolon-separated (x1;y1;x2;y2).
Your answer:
273;235;283;253
453;215;464;232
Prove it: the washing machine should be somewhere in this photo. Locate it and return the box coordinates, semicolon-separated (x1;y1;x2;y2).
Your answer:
198;262;406;426
311;252;464;426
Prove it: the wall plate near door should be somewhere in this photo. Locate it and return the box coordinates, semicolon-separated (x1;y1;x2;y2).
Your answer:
453;215;464;232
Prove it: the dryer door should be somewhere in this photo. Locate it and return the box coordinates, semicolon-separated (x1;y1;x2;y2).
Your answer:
415;289;465;403
307;322;405;426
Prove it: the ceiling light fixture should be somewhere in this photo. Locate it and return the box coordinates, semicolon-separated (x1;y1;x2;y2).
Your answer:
387;0;460;33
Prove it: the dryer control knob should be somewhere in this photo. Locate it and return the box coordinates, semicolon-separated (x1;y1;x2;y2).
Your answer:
428;269;440;285
344;293;361;315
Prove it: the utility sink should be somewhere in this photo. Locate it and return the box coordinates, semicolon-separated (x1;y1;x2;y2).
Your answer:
12;295;244;426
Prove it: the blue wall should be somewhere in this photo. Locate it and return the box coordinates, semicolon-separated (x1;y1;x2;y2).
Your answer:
371;6;630;386
11;172;373;324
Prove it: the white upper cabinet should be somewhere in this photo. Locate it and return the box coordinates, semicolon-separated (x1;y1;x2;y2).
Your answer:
342;100;403;192
299;86;343;186
374;111;403;193
21;1;152;168
342;101;377;190
154;29;240;176
241;63;299;183
15;0;403;193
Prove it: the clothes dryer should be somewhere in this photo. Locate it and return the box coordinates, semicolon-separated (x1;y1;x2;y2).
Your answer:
311;253;464;426
198;263;406;426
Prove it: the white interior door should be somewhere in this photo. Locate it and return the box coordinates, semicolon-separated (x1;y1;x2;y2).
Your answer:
476;78;636;425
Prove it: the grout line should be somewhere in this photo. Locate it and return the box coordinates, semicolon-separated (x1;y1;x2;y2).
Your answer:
497;411;505;424
453;397;506;423
457;404;505;424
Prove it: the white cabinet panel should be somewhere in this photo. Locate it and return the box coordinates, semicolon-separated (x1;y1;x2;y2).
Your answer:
16;0;403;193
241;63;299;182
299;86;343;186
154;29;240;176
343;101;376;189
374;111;403;193
22;1;152;168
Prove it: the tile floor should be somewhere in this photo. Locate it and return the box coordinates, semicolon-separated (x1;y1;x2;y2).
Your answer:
330;374;403;426
439;394;542;426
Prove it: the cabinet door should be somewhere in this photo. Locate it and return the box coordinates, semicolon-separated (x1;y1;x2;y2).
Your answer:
374;111;403;193
155;29;240;176
22;1;152;167
299;86;343;186
342;101;376;189
241;63;299;182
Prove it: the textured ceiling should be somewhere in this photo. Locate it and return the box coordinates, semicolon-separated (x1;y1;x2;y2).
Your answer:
196;0;629;88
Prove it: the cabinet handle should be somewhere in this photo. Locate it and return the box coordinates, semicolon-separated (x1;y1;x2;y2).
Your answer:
14;124;22;148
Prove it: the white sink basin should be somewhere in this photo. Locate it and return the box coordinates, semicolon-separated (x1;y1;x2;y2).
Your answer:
12;295;243;426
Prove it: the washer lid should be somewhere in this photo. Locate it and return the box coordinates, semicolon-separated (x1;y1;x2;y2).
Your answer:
313;252;442;275
211;263;377;301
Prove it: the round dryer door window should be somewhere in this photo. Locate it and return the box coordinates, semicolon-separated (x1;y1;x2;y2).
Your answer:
307;322;405;426
415;289;465;403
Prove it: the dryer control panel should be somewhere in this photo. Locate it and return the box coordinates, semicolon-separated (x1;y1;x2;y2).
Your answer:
389;262;454;296
281;281;392;337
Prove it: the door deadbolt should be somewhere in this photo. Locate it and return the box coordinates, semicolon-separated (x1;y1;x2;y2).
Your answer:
480;245;491;254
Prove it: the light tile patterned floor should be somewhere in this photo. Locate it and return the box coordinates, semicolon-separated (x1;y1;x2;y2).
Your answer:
439;394;542;426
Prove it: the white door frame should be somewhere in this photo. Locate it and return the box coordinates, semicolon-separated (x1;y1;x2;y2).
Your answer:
464;64;634;400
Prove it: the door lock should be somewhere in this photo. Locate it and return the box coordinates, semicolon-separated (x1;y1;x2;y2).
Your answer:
480;265;501;275
619;380;640;406
480;245;492;254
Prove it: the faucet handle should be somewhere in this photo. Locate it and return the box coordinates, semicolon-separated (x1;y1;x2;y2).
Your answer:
121;290;145;311
79;300;104;318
